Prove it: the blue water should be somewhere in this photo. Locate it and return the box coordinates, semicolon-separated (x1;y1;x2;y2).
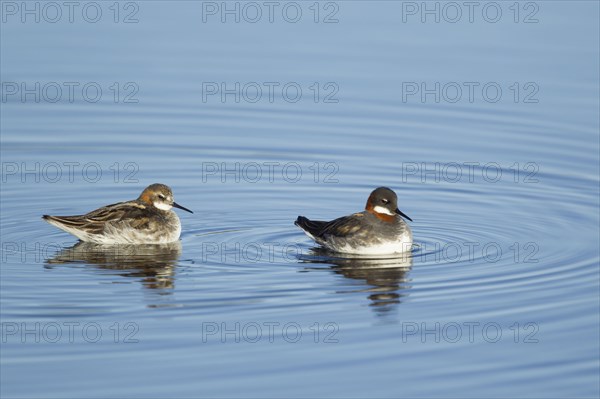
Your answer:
1;1;599;397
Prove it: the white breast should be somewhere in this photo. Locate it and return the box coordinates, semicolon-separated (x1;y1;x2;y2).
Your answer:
324;230;413;255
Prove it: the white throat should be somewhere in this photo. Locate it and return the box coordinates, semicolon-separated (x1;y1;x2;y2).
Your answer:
154;202;172;211
373;206;394;215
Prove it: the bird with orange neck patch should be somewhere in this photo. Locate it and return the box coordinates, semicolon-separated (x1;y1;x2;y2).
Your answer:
43;184;193;244
295;187;413;255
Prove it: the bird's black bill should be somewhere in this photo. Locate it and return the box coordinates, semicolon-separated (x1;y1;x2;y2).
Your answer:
173;202;194;214
395;208;412;222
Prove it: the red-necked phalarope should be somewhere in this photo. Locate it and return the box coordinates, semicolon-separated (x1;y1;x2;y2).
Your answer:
295;187;413;255
42;183;193;244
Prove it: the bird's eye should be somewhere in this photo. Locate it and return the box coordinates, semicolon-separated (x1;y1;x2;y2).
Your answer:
158;194;166;199
382;199;389;204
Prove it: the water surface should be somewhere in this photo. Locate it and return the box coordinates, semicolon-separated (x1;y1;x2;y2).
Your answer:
1;1;599;397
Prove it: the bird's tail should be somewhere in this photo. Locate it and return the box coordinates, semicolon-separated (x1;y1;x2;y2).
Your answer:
295;216;328;238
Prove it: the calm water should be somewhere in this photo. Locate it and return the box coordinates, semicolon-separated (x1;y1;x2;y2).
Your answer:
1;1;599;397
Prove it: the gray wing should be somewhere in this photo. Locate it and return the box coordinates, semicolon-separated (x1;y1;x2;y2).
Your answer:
43;201;150;235
295;214;365;239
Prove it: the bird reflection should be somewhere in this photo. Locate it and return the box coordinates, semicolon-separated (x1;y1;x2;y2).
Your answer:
44;241;181;291
300;248;412;313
